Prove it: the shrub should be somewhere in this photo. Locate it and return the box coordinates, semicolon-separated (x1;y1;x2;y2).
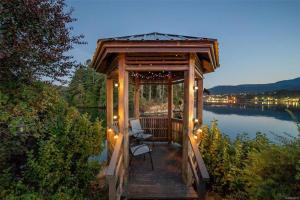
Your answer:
0;82;105;199
199;120;250;199
199;120;300;200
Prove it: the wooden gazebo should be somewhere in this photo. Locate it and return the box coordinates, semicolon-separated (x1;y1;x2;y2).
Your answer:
91;32;220;200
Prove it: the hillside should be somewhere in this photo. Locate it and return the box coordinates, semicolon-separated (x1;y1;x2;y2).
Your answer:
209;77;300;95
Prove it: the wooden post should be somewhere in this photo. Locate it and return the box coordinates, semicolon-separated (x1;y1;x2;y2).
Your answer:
167;79;173;143
182;53;195;185
118;53;129;192
197;78;203;125
106;78;113;159
134;78;140;118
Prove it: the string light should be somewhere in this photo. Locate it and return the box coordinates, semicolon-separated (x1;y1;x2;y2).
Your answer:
194;86;199;90
114;134;119;139
194;118;199;123
114;83;118;87
113;115;118;120
130;71;174;80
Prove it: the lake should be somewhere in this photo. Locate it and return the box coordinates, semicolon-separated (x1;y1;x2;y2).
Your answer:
203;104;300;141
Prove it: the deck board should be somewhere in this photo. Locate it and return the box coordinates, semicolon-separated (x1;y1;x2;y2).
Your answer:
127;143;198;199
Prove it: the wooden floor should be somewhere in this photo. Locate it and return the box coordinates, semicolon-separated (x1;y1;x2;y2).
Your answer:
127;143;198;199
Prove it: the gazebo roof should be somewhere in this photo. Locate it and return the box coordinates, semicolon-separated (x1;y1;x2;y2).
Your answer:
97;32;217;42
92;32;219;74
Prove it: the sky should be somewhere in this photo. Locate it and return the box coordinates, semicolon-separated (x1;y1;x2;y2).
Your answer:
66;0;300;88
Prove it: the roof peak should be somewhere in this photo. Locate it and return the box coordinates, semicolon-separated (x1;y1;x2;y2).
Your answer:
98;32;216;42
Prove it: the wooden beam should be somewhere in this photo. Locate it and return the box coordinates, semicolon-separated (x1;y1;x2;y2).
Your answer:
134;78;140;118
167;78;173;143
126;65;189;71
172;79;184;84
126;60;189;65
106;78;113;159
106;47;210;54
197;79;203;125
182;53;195;185
118;53;129;190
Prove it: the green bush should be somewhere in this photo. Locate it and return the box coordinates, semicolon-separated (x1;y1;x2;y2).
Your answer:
243;137;300;199
0;82;105;199
199;121;251;199
199;120;300;200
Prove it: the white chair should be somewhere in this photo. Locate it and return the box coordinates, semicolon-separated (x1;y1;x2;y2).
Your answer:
129;119;153;141
130;143;154;170
112;124;154;170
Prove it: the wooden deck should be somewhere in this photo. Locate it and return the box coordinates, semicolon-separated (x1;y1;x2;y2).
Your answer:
127;143;198;199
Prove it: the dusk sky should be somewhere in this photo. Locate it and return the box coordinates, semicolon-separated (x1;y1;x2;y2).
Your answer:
66;0;300;88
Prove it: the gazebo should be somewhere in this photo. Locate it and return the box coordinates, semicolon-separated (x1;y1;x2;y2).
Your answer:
91;32;220;200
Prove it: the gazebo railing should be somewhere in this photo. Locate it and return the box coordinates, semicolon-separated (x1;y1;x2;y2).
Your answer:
106;134;125;200
139;117;168;141
188;133;209;200
139;116;184;143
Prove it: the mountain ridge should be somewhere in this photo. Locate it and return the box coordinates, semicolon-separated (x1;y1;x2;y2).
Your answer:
209;77;300;95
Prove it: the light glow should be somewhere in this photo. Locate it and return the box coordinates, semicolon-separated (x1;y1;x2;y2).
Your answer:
197;128;202;134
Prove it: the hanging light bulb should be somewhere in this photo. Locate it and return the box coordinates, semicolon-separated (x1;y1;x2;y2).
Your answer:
194;86;199;90
113;115;118;120
114;83;119;87
197;128;202;134
194;118;199;123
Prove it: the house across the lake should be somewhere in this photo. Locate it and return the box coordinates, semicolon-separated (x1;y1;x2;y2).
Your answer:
91;32;220;200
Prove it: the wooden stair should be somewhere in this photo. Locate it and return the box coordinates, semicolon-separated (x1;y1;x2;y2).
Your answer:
127;184;198;199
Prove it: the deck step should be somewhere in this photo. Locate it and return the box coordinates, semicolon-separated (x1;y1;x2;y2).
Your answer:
127;184;198;199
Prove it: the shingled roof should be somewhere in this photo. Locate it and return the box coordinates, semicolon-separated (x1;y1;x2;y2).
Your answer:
97;32;217;42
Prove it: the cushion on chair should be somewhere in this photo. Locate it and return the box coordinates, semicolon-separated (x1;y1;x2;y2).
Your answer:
130;144;152;156
130;119;143;134
138;133;152;139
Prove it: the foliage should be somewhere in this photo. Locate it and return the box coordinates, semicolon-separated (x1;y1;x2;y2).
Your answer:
62;64;107;121
199;121;250;199
0;82;105;199
199;120;300;200
65;64;106;108
0;0;84;83
243;139;300;200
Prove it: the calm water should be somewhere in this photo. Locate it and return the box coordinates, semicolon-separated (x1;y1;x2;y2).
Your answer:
203;104;300;140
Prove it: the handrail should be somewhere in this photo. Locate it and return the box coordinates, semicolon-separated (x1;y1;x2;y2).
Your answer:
106;134;123;176
188;133;209;199
106;134;124;200
188;133;209;180
171;117;183;122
